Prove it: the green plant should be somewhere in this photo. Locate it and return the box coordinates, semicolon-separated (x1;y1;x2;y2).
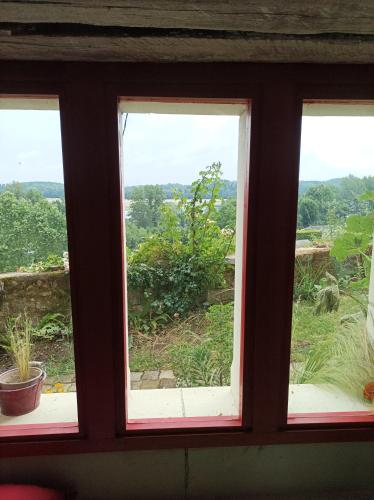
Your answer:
128;306;170;334
34;313;71;341
293;259;324;302
331;194;373;291
169;303;233;387
127;163;235;322
18;254;65;273
0;315;33;381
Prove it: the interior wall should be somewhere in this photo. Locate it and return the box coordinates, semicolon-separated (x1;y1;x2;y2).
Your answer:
1;443;374;499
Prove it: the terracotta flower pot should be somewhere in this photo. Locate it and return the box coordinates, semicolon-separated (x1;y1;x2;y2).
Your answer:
0;367;46;416
363;381;374;401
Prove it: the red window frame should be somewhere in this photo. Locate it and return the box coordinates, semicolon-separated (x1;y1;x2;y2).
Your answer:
1;62;374;458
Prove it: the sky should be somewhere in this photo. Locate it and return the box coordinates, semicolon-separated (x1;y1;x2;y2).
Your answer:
0;109;373;185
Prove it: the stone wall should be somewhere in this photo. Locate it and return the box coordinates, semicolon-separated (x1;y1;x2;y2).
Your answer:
294;246;331;279
0;271;71;329
0;248;333;329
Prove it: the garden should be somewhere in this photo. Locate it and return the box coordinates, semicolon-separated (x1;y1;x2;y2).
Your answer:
0;165;374;416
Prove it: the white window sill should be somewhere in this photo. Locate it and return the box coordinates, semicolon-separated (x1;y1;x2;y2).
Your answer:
0;384;370;427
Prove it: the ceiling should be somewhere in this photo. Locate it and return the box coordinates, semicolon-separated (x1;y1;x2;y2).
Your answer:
1;1;374;63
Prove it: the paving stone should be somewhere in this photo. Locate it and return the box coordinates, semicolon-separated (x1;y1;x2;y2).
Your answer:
140;379;160;389
131;381;141;390
142;370;159;381
130;371;142;382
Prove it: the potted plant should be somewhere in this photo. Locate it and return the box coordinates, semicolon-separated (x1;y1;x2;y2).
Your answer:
0;315;45;416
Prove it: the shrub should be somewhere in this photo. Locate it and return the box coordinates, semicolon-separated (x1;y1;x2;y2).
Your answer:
127;163;235;320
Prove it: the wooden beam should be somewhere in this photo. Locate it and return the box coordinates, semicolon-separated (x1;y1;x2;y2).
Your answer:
1;1;374;35
1;35;374;63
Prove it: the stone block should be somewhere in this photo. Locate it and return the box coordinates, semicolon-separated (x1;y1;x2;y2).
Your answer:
142;370;159;381
130;371;142;382
160;378;176;389
141;379;160;389
160;370;174;380
131;381;141;390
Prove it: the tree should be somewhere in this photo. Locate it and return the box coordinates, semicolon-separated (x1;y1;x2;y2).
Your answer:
129;185;165;229
0;191;67;273
297;197;319;227
215;198;236;230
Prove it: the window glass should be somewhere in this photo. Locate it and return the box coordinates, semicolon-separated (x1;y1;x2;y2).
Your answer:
119;100;250;422
288;101;374;420
0;97;78;428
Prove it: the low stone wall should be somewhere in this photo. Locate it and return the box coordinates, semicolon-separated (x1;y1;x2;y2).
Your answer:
0;271;71;329
294;246;331;278
0;248;332;329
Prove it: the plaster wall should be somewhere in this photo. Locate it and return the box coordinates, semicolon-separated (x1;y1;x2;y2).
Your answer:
1;443;374;499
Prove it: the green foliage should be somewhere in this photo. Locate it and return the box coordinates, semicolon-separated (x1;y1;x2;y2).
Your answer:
0;190;67;273
128;305;170;334
18;254;64;273
290;296;364;384
291;319;374;403
215;198;237;230
331;199;373;292
129;349;163;372
127;163;234;319
293;260;324;302
125;179;237;200
0;181;64;199
129;185;165;229
332;214;373;261
169;303;233;387
34;313;72;341
296;229;322;241
125;222;150;250
297;176;374;228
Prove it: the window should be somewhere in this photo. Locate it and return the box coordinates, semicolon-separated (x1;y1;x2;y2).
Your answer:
1;63;374;456
118;100;250;425
0;96;78;435
288;101;374;424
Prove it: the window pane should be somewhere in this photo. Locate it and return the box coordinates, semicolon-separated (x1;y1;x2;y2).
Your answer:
288;101;374;420
0;97;78;428
119;100;249;423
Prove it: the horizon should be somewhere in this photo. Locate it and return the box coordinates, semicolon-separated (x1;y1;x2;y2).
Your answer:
0;174;372;189
1;111;374;185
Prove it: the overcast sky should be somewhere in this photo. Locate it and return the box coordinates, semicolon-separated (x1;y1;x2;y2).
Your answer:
0;110;373;185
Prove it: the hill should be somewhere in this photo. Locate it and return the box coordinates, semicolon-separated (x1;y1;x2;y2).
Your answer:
0;176;370;200
0;181;65;198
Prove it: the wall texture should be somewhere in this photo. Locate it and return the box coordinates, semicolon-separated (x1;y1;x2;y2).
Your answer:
0;443;374;499
0;271;71;329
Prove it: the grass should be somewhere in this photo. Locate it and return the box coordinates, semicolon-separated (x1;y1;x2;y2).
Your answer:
129;312;208;373
290;291;374;405
291;295;361;363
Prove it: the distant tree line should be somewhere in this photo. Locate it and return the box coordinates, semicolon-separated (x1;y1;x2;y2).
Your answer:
297;175;374;228
0;185;67;273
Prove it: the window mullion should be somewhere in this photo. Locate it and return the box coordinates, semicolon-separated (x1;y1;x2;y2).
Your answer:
59;83;119;441
248;82;302;433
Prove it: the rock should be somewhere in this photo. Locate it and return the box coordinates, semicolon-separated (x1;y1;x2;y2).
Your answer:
340;312;365;324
